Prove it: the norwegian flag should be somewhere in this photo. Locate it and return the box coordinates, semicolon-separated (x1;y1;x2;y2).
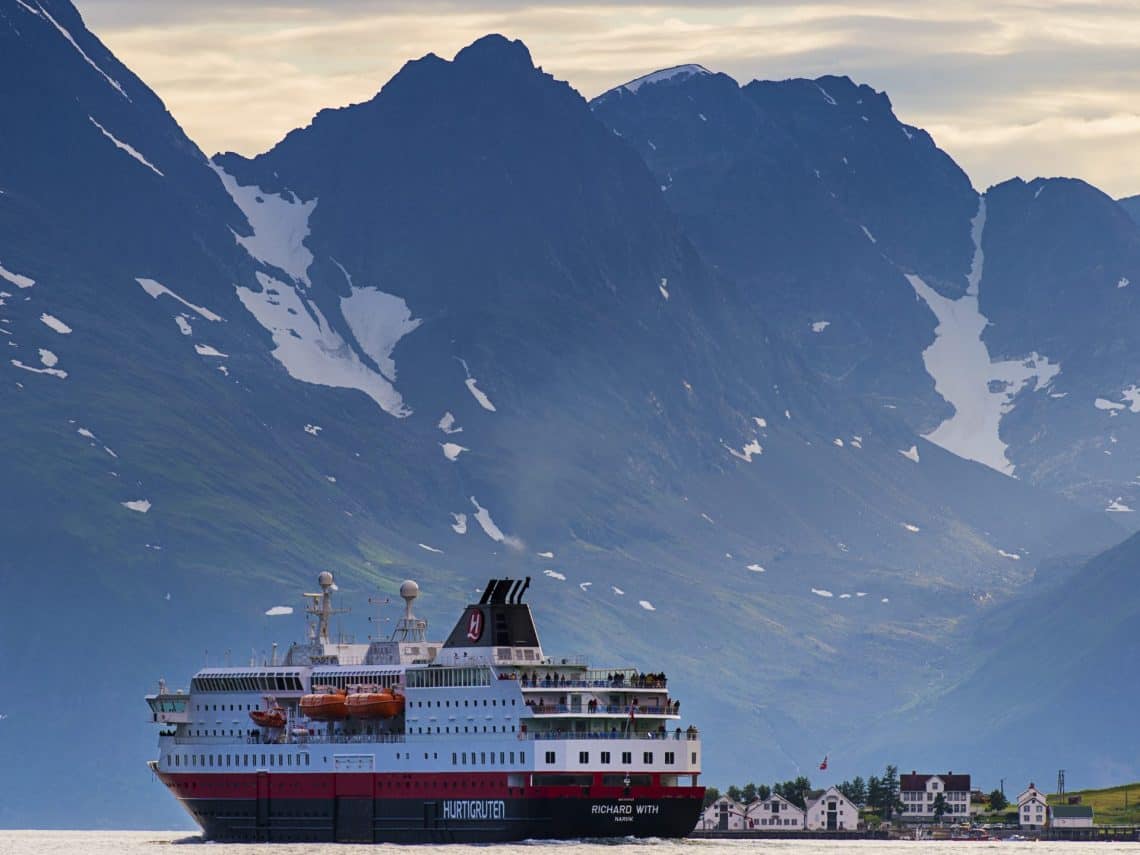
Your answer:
819;755;829;771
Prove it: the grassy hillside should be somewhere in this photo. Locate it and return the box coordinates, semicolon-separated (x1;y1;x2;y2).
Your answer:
1049;783;1140;825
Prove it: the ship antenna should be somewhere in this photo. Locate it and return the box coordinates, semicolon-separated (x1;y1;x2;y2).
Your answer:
391;580;427;642
304;571;348;644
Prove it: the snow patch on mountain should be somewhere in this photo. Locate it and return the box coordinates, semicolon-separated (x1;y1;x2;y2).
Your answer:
40;313;72;334
902;523;920;532
194;344;227;358
135;278;222;322
36;2;129;100
1095;398;1126;412
658;277;670;300
450;513;468;534
465;379;496;412
418;543;443;554
638;600;656;611
340;283;422;382
811;588;834;598
236;273;412;417
441;442;468;461
908;197;1060;475
899;445;920;463
88;117;163;177
814;83;837;106
620;64;710;94
212;164;316;285
998;549;1021;559
469;496;522;549
121;499;151;513
1096;386;1140;413
265;606;293;616
1119;277;1130;289
1106;498;1134;512
37;349;57;368
174;315;192;336
0;262;34;289
543;570;566;581
747;564;765;573
723;438;762;462
811;321;830;333
438;412;462;434
11;359;66;379
860;225;877;244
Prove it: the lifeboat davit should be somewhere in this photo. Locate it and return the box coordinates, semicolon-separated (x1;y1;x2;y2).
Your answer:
300;688;348;721
346;688;405;720
249;706;286;729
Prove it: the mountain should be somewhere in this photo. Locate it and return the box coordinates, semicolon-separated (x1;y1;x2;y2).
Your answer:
0;2;1131;827
875;528;1140;789
591;69;1140;516
1120;194;1140;226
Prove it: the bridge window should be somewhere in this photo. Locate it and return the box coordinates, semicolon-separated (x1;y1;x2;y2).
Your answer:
601;752;611;764
665;752;675;764
545;751;555;764
579;751;589;764
622;752;631;765
643;752;653;764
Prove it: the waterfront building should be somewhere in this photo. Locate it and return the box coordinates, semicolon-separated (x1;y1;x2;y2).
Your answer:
804;786;859;831
745;793;805;829
699;796;746;830
899;771;972;822
1018;783;1049;830
1051;805;1093;828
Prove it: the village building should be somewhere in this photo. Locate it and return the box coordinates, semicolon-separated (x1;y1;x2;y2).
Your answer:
899;772;972;822
1018;783;1049;830
699;796;746;831
804;786;859;831
1051;805;1094;828
745;793;805;830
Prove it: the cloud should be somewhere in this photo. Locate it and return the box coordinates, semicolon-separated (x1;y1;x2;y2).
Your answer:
75;0;1140;195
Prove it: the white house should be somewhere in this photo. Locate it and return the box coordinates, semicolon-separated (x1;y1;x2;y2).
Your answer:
745;793;805;830
804;786;859;831
1018;783;1049;829
699;796;746;831
899;771;972;822
1051;805;1093;828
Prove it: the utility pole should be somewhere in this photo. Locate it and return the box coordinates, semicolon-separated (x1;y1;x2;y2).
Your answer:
1057;769;1065;800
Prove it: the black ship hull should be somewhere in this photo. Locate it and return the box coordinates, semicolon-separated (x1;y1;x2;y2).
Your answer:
179;794;702;843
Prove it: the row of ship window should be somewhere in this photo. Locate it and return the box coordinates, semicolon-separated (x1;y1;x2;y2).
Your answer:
544;750;679;765
168;753;311;768
412;725;517;734
413;698;515;708
450;751;526;765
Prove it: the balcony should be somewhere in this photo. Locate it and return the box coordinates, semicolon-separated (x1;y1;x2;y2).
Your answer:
518;671;668;692
526;702;679;718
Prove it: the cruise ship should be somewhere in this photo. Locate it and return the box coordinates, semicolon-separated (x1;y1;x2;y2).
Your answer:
146;573;704;842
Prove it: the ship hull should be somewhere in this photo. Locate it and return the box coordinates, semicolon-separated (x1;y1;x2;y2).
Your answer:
159;772;701;843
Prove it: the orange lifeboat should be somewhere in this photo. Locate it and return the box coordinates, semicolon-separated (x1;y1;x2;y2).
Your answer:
346;687;405;720
299;687;348;721
249;705;286;729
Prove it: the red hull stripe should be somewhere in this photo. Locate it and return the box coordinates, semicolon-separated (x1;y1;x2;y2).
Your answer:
157;771;701;803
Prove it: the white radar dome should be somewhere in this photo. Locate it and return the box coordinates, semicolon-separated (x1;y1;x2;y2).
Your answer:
400;580;420;600
318;570;334;588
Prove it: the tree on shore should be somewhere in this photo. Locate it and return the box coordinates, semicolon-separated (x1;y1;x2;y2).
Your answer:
932;792;948;824
839;776;867;806
703;787;720;808
774;776;812;809
988;789;1008;812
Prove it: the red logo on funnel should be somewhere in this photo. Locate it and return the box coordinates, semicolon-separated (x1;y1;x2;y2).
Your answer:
466;609;483;642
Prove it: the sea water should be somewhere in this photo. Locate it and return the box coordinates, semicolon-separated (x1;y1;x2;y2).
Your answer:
0;833;1137;855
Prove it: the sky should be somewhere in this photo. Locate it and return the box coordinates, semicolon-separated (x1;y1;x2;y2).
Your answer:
76;1;1140;198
